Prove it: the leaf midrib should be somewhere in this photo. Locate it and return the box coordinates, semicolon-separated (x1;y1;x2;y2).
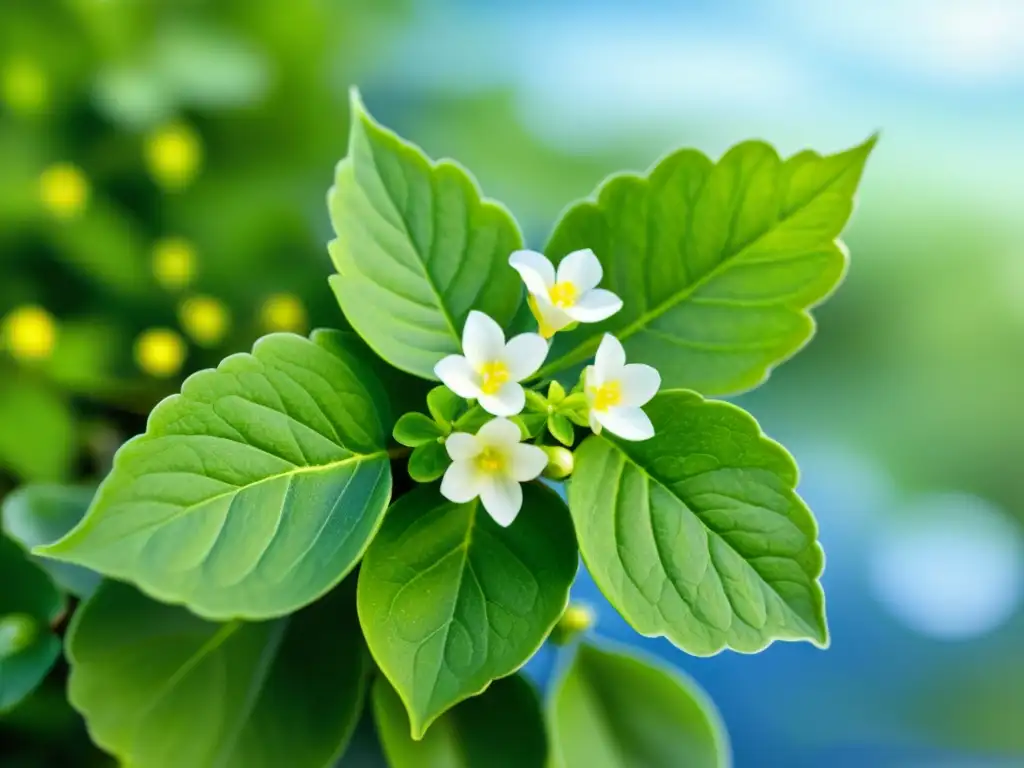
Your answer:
601;436;821;639
534;156;853;379
353;118;462;345
44;452;387;554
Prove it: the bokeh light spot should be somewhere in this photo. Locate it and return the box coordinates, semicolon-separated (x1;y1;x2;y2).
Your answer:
145;122;202;191
1;58;48;115
2;305;57;361
868;493;1024;640
260;293;308;334
179;295;230;347
134;328;187;378
39;163;89;219
152;237;197;290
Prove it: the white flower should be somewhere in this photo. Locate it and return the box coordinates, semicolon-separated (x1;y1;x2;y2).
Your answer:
509;248;623;338
440;418;548;526
434;310;547;417
585;334;660;441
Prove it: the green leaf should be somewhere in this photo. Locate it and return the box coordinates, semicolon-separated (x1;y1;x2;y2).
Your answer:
327;89;524;380
569;390;827;655
372;674;547;767
395;413;446;447
427;386;465;426
408;442;451;483
66;579;369;768
357;484;577;738
536;137;876;395
548;642;729;768
0;535;62;712
36;332;393;621
452;405;492;435
2;484;101;599
0;378;75;482
523;389;548;414
546;381;566;404
547;414;575;447
512;412;547;440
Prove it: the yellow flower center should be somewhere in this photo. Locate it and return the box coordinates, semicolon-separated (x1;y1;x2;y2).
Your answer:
548;281;578;309
479;360;510;395
476;446;505;473
592;380;622;411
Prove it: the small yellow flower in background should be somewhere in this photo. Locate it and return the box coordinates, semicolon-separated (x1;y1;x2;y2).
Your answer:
145;122;202;191
1;58;48;116
2;305;57;361
134;328;186;378
39;163;89;220
260;293;308;333
179;296;230;348
152;238;197;291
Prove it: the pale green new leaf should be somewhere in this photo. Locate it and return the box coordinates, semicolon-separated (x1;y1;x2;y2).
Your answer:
357;484;577;739
36;332;392;620
327;90;524;380
66;579;369;768
0;535;63;712
548;642;729;768
2;484;100;598
372;674;547;767
537;137;876;394
569;390;827;655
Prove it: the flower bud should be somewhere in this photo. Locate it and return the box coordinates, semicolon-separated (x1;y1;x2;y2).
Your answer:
0;613;38;659
541;445;574;480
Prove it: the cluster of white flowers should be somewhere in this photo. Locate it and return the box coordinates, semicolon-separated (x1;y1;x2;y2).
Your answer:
434;248;660;526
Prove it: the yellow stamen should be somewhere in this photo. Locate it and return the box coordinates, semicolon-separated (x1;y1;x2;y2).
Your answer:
548;281;577;309
476;446;504;473
592;380;622;411
479;360;510;395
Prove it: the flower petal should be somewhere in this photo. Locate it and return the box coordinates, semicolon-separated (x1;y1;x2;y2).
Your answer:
509;443;548;482
440;460;483;503
476;416;523;447
462;310;506;367
434;355;480;398
530;294;573;338
509;250;555;295
565;289;622;323
619;364;661;406
593;334;626;382
596;406;655;441
503;333;548;381
588;409;602;434
445;432;481;461
478;382;525;417
556;248;603;293
479;475;523;527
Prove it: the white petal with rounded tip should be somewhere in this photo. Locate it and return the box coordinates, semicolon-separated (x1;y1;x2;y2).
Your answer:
445;432;481;461
565;289;623;323
441;461;483;503
594;334;626;381
479;475;523;527
434;355;481;398
476;416;522;446
462;310;506;367
503;333;548;380
478;382;525;417
588;410;602;434
556;249;603;293
532;295;573;335
597;406;655;441
619;364;661;406
510;443;548;482
509;250;555;295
